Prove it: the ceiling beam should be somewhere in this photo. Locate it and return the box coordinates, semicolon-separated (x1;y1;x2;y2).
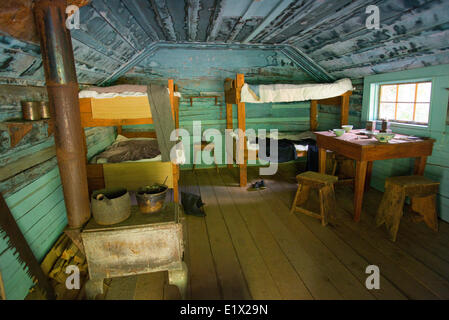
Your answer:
150;0;177;41
226;0;257;43
122;0;160;42
243;0;294;43
186;0;201;41
257;0;320;43
281;45;334;82
206;0;225;42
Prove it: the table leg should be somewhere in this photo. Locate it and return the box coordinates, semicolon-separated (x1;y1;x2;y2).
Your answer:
354;160;368;222
318;148;327;174
365;161;373;191
168;262;188;300
414;156;427;175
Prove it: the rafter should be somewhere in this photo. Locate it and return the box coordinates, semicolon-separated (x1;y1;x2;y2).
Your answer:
256;0;320;43
226;0;257;43
206;0;225;42
186;0;201;41
150;0;177;41
243;0;295;43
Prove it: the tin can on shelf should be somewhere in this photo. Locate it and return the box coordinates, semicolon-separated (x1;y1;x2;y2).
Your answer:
21;101;41;121
38;101;51;119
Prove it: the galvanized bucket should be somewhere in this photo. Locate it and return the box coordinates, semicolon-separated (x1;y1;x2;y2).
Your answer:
91;188;131;225
136;184;169;214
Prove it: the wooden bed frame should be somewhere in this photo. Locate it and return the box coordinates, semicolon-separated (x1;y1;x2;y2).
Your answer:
80;79;181;202
224;73;352;187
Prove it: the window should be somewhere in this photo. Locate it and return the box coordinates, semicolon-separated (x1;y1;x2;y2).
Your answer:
378;82;432;124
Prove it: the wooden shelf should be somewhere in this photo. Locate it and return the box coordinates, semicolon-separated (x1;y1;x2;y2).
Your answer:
0;119;53;148
186;95;220;107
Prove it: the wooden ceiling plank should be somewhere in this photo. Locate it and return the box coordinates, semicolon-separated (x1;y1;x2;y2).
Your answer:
186;0;201;41
149;0;177;41
243;0;294;43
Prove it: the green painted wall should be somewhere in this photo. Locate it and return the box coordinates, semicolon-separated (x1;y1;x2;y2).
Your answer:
0;85;115;300
119;47;363;169
362;64;449;222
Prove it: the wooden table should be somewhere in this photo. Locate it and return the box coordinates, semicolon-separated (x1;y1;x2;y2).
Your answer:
81;202;187;299
315;130;435;222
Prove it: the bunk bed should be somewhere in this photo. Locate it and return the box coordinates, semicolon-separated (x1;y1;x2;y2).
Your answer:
79;80;181;202
224;74;353;187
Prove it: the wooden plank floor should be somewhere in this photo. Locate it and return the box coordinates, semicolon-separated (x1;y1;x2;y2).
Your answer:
104;164;449;300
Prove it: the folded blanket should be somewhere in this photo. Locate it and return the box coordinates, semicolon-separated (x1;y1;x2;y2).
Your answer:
92;139;161;164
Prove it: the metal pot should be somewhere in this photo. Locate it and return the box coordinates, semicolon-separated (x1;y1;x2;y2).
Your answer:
91;188;131;225
38;101;51;119
136;184;169;214
21;101;41;121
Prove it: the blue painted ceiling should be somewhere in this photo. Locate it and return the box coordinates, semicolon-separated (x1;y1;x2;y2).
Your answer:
0;0;448;86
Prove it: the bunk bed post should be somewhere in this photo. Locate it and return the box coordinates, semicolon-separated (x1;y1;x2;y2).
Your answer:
341;92;350;126
310;100;318;131
168;79;179;203
35;0;91;229
236;74;247;187
226;102;233;169
174;84;180;129
224;78;234;169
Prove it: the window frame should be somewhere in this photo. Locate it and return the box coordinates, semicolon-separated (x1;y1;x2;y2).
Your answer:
362;64;449;136
377;81;432;125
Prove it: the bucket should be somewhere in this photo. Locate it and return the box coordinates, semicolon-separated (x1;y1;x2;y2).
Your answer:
91;188;131;225
136;184;168;214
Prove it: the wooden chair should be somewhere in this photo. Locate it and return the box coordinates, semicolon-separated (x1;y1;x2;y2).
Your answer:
376;175;439;242
193;141;219;172
290;171;338;226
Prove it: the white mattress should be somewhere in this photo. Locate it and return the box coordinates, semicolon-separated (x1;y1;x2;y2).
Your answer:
79;85;182;99
240;78;353;103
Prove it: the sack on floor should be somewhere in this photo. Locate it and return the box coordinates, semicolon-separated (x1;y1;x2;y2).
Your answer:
181;192;206;217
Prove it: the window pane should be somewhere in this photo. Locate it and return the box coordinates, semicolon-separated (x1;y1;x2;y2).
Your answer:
396;103;414;121
416;82;432;103
415;103;430;123
380;85;397;102
397;83;416;103
379;103;395;120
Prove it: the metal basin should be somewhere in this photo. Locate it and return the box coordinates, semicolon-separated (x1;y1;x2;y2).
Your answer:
91;188;131;225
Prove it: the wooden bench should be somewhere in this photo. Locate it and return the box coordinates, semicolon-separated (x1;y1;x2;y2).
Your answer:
290;171;338;226
376;175;439;242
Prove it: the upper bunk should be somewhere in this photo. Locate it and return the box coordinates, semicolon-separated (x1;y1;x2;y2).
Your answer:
78;80;181;135
224;74;353;131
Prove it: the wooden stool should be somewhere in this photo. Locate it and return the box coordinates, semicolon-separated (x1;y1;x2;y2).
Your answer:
193;141;219;172
376;175;439;242
290;171;338;226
